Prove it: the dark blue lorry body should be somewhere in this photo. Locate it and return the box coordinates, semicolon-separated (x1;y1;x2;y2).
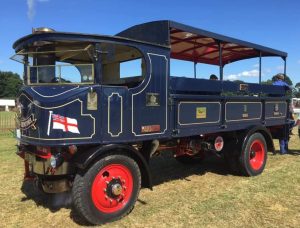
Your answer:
13;20;289;147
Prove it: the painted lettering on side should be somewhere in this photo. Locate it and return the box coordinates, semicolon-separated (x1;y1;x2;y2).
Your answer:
20;114;36;130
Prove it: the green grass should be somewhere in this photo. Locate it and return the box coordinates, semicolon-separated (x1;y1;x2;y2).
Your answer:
0;111;16;136
0;130;299;227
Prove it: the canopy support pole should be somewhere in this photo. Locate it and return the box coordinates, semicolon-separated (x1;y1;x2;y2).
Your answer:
218;41;223;80
259;51;262;84
194;62;197;78
284;57;287;78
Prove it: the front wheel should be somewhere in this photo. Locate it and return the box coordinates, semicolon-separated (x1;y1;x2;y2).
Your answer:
72;154;141;225
239;133;267;176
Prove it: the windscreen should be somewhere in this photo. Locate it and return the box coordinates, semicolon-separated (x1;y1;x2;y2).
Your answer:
11;42;95;85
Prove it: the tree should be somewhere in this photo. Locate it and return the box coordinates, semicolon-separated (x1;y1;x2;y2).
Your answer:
294;82;300;98
233;80;245;84
0;71;23;98
261;79;273;85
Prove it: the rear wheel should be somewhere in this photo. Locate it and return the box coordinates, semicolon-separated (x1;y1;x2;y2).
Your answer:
72;154;141;225
223;139;240;174
239;133;267;176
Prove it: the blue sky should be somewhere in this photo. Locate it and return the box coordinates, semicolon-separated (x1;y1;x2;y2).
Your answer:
1;0;300;84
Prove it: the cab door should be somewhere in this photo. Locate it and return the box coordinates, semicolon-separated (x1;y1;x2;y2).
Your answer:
100;43;169;142
130;52;169;138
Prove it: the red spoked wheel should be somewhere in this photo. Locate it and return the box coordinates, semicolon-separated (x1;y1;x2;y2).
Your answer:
239;133;267;176
248;140;265;171
72;154;141;225
91;164;133;213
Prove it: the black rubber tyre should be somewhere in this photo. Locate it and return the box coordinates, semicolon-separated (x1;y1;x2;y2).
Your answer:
72;154;141;225
223;139;241;174
239;133;267;176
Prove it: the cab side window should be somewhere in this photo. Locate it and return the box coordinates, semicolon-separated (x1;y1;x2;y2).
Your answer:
101;43;145;88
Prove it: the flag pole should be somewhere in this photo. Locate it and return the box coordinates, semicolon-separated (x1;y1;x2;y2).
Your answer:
47;111;53;136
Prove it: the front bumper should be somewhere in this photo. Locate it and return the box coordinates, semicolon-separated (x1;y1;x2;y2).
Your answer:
24;152;73;176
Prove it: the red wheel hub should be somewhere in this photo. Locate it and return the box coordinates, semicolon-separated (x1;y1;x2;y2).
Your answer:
249;140;265;170
91;164;133;213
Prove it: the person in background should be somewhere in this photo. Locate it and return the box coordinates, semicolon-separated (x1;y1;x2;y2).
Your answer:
272;73;291;88
210;74;218;80
272;73;292;154
296;114;300;138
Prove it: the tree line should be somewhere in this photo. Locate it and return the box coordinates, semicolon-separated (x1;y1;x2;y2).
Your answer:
0;70;299;98
0;71;23;99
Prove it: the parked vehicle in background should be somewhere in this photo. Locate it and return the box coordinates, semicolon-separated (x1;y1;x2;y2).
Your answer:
0;99;15;111
292;98;300;115
12;21;291;225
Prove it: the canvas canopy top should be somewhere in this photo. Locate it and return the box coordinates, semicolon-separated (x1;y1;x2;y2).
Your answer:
117;20;287;66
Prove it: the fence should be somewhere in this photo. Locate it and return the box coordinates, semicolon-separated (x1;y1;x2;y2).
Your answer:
0;112;16;136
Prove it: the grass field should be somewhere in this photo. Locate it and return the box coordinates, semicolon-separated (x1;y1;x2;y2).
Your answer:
0;130;299;227
0;111;16;136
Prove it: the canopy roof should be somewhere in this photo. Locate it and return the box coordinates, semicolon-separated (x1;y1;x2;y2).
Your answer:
117;20;287;66
13;20;287;66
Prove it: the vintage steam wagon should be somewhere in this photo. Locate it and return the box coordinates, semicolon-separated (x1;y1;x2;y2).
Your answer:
12;21;290;224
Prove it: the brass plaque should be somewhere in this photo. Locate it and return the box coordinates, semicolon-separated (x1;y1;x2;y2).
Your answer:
141;125;161;133
196;107;206;119
87;92;98;110
146;93;160;106
239;84;249;91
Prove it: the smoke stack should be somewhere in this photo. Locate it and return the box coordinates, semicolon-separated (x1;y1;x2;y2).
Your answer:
32;27;55;34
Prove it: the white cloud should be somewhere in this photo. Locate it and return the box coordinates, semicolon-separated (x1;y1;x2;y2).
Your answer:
225;69;259;81
253;64;259;68
27;0;35;21
297;59;300;64
276;65;284;71
227;74;238;81
264;68;272;73
27;0;49;21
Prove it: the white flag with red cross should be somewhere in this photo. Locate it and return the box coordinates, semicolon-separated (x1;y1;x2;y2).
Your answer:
52;114;80;134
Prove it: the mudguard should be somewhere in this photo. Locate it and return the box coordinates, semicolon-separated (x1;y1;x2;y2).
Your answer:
73;144;152;189
241;125;275;154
